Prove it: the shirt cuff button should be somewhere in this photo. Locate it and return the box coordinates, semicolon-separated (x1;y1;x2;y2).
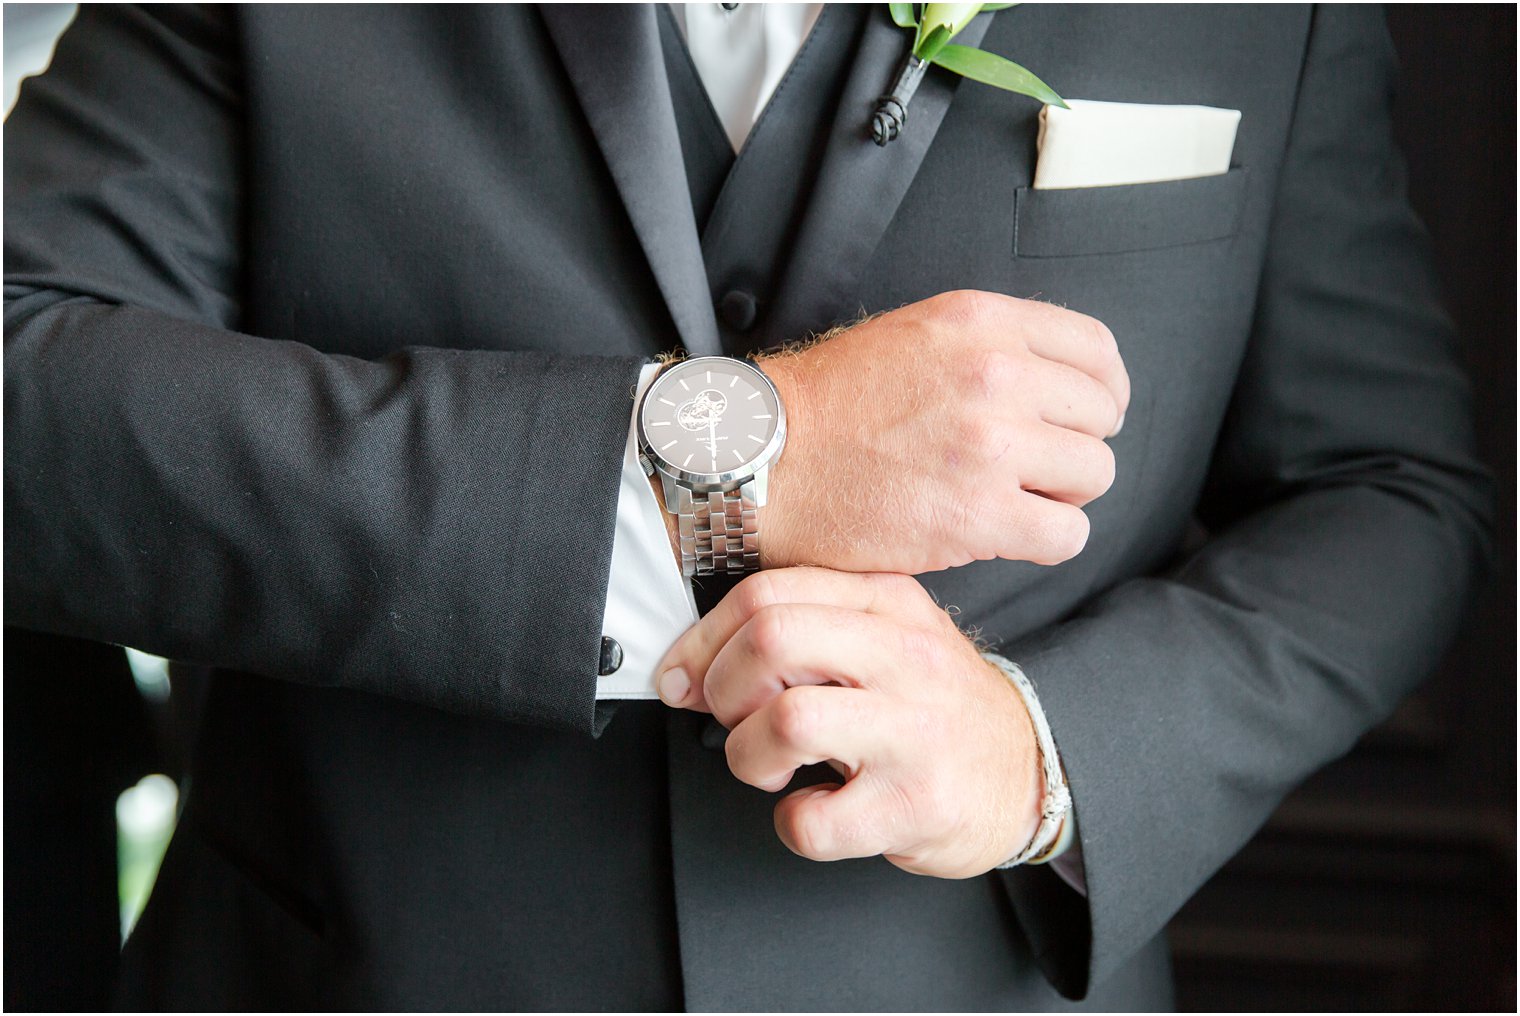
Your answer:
598;636;624;676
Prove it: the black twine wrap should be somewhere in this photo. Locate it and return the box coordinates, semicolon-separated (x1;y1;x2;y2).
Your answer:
872;54;929;146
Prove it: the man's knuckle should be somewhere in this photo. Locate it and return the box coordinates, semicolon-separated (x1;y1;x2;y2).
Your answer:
1067;436;1116;500
723;729;750;775
745;604;792;663
1041;507;1090;564
736;571;783;617
1101;392;1124;435
770;687;820;747
785;803;832;859
1092;440;1117;494
1018;505;1069;565
1093;316;1119;356
966;347;1021;399
1073;313;1117;361
937;288;1002;329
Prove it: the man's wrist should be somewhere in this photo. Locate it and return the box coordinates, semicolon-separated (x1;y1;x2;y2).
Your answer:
750;352;805;568
982;652;1074;868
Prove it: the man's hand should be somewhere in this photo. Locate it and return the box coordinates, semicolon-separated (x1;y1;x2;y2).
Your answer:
657;567;1043;879
757;289;1129;575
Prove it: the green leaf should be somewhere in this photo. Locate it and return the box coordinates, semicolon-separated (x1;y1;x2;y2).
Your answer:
888;3;918;28
930;43;1067;108
915;24;954;63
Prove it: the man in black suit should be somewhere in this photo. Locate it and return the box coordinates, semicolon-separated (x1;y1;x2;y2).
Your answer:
4;4;1490;1009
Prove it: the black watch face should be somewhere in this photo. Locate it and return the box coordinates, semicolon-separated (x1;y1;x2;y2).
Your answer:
640;358;781;478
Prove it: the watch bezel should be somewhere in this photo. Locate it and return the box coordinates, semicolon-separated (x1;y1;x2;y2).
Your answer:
636;355;787;490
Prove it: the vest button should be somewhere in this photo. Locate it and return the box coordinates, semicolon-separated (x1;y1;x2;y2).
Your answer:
717;290;758;331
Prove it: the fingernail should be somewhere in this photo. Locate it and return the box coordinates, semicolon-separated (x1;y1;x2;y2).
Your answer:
1110;411;1126;437
657;667;690;706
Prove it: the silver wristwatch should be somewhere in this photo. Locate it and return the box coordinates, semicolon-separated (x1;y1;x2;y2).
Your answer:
636;355;787;578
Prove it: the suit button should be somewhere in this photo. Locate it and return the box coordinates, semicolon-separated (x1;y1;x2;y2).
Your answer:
717;290;758;331
700;719;728;750
598;636;623;676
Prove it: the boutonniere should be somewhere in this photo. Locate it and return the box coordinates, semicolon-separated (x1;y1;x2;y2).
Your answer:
873;3;1066;145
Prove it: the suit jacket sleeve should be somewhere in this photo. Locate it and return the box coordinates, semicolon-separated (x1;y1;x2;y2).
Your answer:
4;5;637;735
996;6;1494;998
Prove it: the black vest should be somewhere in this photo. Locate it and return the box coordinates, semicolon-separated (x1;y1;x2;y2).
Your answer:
659;5;868;357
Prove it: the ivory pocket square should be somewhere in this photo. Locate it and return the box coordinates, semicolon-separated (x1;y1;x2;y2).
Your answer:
1034;98;1241;190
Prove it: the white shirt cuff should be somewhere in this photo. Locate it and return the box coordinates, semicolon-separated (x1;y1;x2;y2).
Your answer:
596;363;699;698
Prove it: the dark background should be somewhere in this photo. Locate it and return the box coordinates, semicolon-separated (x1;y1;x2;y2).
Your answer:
5;5;1516;1011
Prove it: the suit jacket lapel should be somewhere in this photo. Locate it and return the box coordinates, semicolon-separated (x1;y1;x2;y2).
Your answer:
769;8;993;342
540;5;722;357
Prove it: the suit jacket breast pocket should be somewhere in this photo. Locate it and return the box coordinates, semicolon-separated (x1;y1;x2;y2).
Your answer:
1013;167;1248;258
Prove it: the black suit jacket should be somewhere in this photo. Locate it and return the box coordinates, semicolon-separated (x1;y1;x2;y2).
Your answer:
4;4;1491;1010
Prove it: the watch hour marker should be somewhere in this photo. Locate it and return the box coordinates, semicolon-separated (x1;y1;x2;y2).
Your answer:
747;391;760;399
753;413;772;420
706;370;712;383
729;376;738;388
746;435;762;443
660;440;677;451
682;453;694;468
649;420;670;426
678;378;690;390
657;397;675;406
732;449;743;463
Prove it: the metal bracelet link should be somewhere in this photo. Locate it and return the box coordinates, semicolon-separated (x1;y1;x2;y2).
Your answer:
677;481;760;577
